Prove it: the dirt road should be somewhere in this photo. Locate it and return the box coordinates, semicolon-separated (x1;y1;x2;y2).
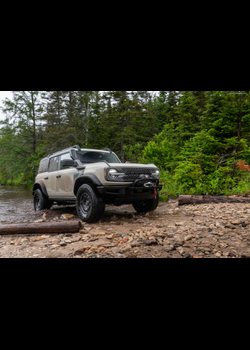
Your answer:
1;199;250;258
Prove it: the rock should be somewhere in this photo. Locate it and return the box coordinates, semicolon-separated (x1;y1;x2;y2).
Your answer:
74;249;84;256
231;220;241;225
35;219;44;223
144;240;158;246
192;256;200;258
65;233;73;237
178;248;185;255
242;223;247;227
33;254;39;258
92;232;106;237
225;224;236;229
60;242;67;246
88;238;99;242
106;234;114;239
183;254;192;258
64;240;72;244
79;229;87;234
184;234;193;241
213;232;224;236
34;237;45;242
175;222;184;226
164;246;174;252
214;252;221;257
61;214;75;220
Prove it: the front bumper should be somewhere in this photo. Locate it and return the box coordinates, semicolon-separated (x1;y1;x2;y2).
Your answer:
96;181;163;205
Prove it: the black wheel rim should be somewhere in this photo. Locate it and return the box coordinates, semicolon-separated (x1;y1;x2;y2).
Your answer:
79;192;92;218
136;201;148;209
34;194;41;211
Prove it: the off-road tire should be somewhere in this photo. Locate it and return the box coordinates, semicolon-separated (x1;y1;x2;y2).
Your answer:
34;189;50;211
132;193;159;214
76;184;105;223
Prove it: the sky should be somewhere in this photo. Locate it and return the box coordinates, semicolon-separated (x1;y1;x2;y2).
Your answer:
0;91;12;120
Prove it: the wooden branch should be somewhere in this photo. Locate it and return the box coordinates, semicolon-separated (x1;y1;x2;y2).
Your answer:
0;221;82;236
179;195;250;206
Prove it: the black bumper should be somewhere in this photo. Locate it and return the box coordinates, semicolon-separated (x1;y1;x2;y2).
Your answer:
96;183;163;205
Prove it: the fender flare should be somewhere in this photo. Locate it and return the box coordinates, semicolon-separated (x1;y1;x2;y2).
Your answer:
33;182;49;198
74;175;102;196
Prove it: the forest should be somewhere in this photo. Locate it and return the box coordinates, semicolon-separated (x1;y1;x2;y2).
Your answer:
1;91;250;200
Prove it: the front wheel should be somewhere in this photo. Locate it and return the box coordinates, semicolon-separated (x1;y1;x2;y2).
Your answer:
132;193;159;214
76;184;105;223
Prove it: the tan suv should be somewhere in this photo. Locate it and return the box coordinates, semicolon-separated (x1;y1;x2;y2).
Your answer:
33;145;162;223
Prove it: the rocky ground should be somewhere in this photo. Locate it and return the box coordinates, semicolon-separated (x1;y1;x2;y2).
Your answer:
1;199;250;258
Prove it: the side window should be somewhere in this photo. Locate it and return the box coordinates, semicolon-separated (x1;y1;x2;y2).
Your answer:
48;157;59;172
38;159;49;173
60;153;73;170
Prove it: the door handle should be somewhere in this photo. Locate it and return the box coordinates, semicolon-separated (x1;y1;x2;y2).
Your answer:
56;175;61;179
44;177;48;180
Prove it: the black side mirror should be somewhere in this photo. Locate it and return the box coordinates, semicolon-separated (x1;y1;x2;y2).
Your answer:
61;159;77;168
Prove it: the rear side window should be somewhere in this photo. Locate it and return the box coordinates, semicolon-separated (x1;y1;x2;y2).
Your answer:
38;159;49;174
48;156;60;172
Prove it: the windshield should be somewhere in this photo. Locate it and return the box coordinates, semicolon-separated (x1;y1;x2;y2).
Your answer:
77;151;121;164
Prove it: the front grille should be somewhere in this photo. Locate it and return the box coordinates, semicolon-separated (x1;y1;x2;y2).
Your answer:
121;167;156;182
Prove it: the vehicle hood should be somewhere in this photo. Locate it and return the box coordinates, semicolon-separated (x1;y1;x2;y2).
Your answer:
108;163;158;169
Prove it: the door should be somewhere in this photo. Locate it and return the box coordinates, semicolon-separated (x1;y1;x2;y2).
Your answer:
46;156;60;198
56;153;77;199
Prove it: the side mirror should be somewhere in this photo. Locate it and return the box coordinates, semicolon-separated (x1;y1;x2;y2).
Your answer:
61;159;77;168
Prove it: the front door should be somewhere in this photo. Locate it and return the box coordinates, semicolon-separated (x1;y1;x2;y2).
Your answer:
56;153;76;199
46;156;60;198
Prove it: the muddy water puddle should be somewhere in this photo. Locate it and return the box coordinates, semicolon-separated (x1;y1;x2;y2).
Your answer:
0;185;35;223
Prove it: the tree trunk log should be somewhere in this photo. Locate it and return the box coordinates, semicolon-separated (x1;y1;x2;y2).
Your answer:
179;195;250;206
0;221;82;236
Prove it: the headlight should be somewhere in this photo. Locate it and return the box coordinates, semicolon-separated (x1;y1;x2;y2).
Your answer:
109;169;118;179
105;168;126;180
152;170;160;179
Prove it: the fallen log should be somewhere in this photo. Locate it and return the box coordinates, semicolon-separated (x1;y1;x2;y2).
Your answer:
179;195;250;206
0;221;82;236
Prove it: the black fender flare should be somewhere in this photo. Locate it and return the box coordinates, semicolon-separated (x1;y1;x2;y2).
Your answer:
74;175;102;196
33;182;49;198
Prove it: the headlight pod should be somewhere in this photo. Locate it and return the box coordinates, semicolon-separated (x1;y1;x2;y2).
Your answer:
105;168;125;180
109;169;118;179
152;169;160;179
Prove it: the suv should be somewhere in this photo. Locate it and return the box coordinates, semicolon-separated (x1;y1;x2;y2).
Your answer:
33;145;162;223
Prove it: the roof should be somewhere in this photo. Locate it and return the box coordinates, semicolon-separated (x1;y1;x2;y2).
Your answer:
40;146;111;162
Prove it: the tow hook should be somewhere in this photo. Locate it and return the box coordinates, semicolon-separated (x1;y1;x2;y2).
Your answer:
144;182;154;188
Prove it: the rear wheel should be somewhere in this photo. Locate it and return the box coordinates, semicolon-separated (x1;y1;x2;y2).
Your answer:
76;184;105;223
133;193;159;214
34;189;51;211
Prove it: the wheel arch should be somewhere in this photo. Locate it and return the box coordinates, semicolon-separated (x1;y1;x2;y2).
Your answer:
74;175;102;196
33;182;48;198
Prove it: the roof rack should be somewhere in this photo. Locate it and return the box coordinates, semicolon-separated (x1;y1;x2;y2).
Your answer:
103;148;112;152
47;145;81;158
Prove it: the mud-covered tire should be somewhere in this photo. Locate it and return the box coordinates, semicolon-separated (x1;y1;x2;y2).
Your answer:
76;184;105;223
132;193;159;214
34;189;50;211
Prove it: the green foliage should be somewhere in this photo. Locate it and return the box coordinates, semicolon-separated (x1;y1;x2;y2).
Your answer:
2;90;250;198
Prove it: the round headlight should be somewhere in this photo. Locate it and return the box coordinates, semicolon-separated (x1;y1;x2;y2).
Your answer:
153;170;160;178
109;169;118;178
